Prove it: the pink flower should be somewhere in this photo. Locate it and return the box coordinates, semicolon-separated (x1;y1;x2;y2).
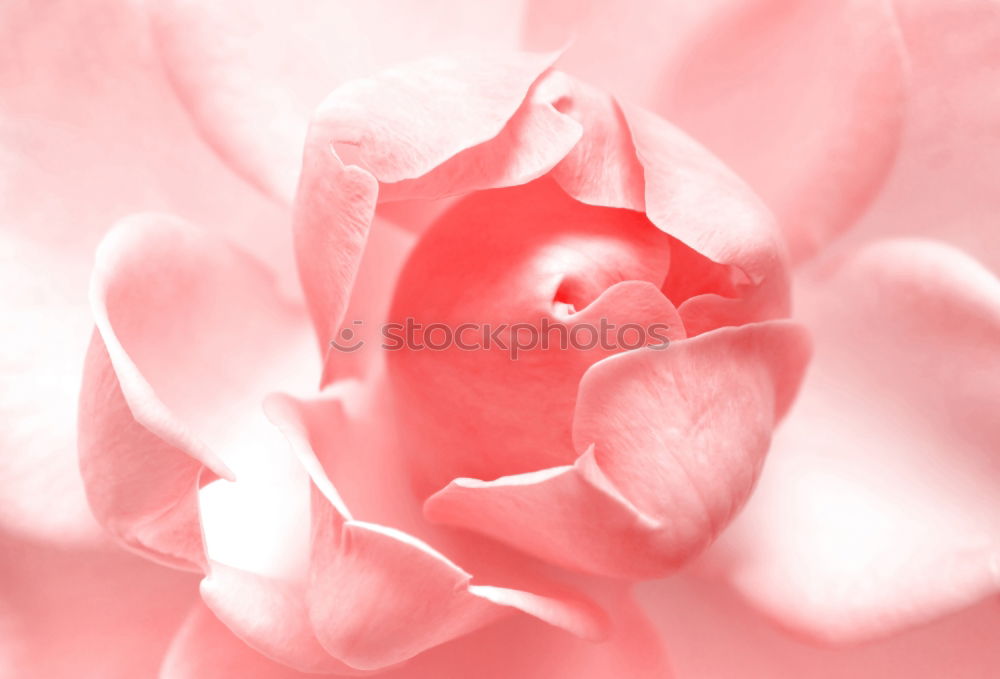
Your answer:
2;1;998;678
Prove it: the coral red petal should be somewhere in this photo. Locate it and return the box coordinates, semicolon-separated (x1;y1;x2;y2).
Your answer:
426;321;810;577
704;239;1000;642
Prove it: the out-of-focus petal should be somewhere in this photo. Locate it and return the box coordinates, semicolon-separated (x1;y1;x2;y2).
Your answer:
850;0;1000;275
704;239;1000;642
426;321;810;577
659;0;907;262
79;214;316;570
641;571;1000;679
149;0;531;202
1;532;196;679
163;589;669;679
0;0;285;546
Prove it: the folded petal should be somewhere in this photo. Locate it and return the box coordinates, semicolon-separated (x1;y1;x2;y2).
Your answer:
199;563;359;674
426;320;810;577
150;0;532;202
79;214;316;570
263;392;609;671
309;50;569;195
0;0;285;546
624;105;791;333
704;239;1000;642
163;588;668;679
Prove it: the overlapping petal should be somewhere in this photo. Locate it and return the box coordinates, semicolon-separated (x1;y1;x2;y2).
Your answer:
426;321;809;577
525;0;908;262
79;214;316;570
149;0;532;202
256;391;610;671
703;239;1000;642
0;0;286;546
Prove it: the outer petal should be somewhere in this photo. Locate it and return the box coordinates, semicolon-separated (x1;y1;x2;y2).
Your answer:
163;590;668;679
426;320;810;577
659;0;907;262
641;571;1000;679
0;0;285;545
704;239;1000;642
851;0;1000;275
0;532;196;679
150;0;531;202
79;214;316;570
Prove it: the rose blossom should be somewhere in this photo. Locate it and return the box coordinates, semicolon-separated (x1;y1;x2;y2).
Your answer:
2;1;999;678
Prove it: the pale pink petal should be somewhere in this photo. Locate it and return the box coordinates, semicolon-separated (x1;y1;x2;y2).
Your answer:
160;602;326;679
199;563;359;675
0;532;196;679
309;51;566;192
850;0;1000;275
526;0;908;262
163;589;668;679
0;0;285;545
641;571;1000;679
521;0;726;106
426;320;810;577
80;214;316;569
149;0;532;202
704;239;1000;642
624;105;791;333
660;0;907;262
263;393;609;672
293;144;379;357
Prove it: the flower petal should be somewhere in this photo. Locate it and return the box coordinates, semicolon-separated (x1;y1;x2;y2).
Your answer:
163;590;668;679
264;392;609;671
79;214;316;570
426;320;810;577
150;0;533;202
851;0;1000;275
641;571;1000;679
660;0;907;261
0;532;196;679
0;0;285;546
704;239;1000;642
